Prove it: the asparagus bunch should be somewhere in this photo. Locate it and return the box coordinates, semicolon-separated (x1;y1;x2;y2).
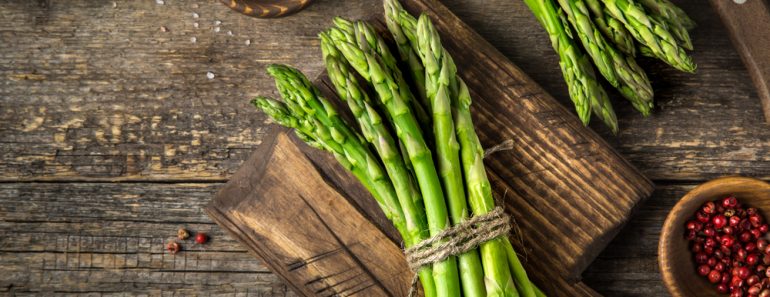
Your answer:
556;0;654;115
256;15;542;297
524;0;696;132
523;0;616;131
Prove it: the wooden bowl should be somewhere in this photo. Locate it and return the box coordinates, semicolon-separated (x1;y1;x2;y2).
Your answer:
220;0;313;18
659;176;770;296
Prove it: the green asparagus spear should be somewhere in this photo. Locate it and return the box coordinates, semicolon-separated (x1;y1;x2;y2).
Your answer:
329;18;433;131
384;0;430;112
583;0;636;56
455;79;537;297
648;12;692;50
557;0;653;115
639;0;695;50
524;0;618;131
601;0;696;72
415;14;487;297
333;30;462;297
320;32;439;297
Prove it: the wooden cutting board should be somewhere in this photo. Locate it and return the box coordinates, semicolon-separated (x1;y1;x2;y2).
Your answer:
207;131;604;296
206;0;655;295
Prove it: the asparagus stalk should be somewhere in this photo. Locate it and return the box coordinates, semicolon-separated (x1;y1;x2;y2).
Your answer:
648;12;692;50
329;22;462;296
329;18;433;131
639;0;695;50
583;0;636;56
600;0;696;73
557;0;653;116
384;1;430;112
388;4;537;295
319;32;438;297
456;79;536;297
523;0;617;132
414;14;487;297
503;237;537;297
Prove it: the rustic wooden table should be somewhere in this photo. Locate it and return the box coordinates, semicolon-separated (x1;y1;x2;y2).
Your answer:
1;0;767;296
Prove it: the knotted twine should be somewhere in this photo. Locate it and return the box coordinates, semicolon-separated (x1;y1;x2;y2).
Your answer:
404;206;511;297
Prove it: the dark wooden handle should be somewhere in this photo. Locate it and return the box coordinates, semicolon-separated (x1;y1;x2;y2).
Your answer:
220;0;312;18
711;0;770;123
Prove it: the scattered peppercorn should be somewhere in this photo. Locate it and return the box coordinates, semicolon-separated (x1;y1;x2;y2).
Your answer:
195;233;208;244
166;241;181;254
178;228;190;240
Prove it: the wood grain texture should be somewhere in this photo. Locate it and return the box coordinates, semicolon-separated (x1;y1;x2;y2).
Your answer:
0;182;294;296
207;131;603;297
221;0;313;18
710;0;770;123
0;0;765;296
0;0;769;183
0;179;714;296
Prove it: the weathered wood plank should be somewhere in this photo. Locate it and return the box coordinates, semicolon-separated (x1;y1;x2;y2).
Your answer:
0;181;703;296
0;182;295;296
0;0;768;183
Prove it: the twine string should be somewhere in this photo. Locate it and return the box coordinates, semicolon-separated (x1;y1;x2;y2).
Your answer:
404;207;511;297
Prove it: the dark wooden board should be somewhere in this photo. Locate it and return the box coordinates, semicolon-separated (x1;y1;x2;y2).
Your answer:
207;131;603;296
710;0;770;123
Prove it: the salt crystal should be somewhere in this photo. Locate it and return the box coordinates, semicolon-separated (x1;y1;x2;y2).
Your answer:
160;26;168;32
192;12;199;18
245;39;251;45
214;27;220;33
193;22;199;28
214;20;222;25
206;72;215;79
227;30;233;36
156;0;164;5
112;2;117;8
190;37;197;43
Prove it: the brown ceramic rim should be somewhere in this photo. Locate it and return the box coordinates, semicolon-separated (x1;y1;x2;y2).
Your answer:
220;0;313;19
659;176;770;297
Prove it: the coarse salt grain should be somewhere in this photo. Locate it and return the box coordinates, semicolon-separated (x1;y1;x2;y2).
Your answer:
160;26;168;32
206;72;215;79
112;2;117;8
214;20;222;25
190;37;197;43
193;22;199;28
214;27;220;33
156;0;164;5
192;12;199;18
227;30;233;36
245;39;251;45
